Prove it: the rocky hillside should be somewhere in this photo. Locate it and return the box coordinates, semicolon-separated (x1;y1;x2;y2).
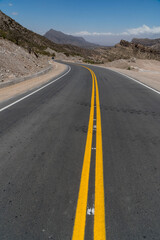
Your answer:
0;10;160;66
90;39;160;64
44;29;98;48
0;10;95;60
109;40;160;61
0;38;50;82
132;38;160;51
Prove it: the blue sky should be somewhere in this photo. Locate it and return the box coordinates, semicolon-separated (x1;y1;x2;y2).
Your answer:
0;0;160;45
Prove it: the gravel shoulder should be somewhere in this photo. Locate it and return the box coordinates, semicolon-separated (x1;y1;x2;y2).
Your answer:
0;62;67;103
101;59;160;92
107;67;160;92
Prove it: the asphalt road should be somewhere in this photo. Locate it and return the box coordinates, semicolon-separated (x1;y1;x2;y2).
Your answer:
0;63;160;240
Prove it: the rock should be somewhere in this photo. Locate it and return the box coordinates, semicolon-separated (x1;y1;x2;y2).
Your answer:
130;57;136;63
120;40;131;47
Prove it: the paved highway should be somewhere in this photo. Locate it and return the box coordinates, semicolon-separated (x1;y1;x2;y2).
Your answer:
0;63;160;240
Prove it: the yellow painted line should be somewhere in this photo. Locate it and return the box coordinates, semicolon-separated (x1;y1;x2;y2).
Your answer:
72;69;95;240
72;66;106;240
94;72;106;240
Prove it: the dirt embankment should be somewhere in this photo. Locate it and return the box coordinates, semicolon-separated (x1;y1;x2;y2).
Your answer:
0;38;68;103
0;38;50;82
0;61;67;103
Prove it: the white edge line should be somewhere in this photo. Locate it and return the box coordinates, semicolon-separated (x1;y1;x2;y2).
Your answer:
0;65;71;113
83;63;160;95
107;68;160;95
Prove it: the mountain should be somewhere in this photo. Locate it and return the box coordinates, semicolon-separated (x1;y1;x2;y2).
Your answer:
132;38;160;51
44;29;98;48
0;10;95;60
1;10;160;66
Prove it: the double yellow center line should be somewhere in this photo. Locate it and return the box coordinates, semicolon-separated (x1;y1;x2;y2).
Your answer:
72;66;106;240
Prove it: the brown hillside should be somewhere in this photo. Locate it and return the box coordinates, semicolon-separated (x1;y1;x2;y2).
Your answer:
0;10;95;60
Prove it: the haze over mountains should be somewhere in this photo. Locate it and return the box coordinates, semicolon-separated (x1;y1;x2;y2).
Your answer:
44;29;98;48
72;31;160;46
44;28;160;52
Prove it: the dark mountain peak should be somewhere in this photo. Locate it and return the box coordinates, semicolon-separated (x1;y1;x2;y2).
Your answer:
44;29;98;48
0;11;97;60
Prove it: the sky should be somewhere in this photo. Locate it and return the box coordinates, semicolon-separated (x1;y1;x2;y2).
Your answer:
0;0;160;45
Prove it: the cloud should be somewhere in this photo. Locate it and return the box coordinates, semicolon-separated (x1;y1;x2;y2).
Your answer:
9;3;13;6
75;31;114;36
127;25;160;35
74;25;160;37
12;12;18;16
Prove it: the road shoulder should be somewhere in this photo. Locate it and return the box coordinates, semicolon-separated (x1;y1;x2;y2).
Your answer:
0;62;67;103
106;67;160;92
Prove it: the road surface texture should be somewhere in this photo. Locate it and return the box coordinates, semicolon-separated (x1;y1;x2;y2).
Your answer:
0;62;160;240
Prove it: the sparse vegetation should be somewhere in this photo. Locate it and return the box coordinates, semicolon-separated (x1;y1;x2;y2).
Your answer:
1;10;160;65
0;29;7;39
64;52;70;57
0;38;51;82
0;10;95;61
84;59;104;64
